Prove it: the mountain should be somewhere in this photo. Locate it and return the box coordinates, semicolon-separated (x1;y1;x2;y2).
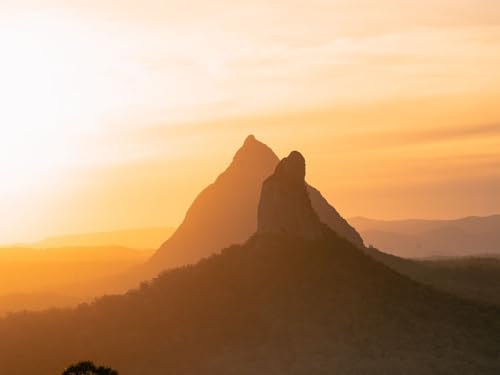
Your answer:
258;151;325;240
148;135;362;274
351;216;500;258
1;151;499;375
147;135;280;273
34;227;175;249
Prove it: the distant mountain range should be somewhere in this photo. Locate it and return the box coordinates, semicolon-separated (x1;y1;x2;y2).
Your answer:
1;146;499;374
34;227;175;249
2;136;498;318
351;216;500;258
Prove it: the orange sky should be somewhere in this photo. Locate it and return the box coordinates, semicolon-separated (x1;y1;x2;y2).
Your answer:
1;1;500;243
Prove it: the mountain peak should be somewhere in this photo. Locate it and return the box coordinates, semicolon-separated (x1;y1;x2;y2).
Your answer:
149;137;364;272
257;151;324;240
149;135;279;271
274;150;305;183
244;134;257;144
232;135;278;167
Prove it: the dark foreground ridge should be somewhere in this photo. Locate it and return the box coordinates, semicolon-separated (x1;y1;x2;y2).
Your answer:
0;149;499;375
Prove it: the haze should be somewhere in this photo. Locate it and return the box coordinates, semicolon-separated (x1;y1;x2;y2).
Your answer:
1;0;500;244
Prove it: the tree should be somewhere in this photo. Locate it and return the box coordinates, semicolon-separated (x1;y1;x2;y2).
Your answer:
62;361;118;375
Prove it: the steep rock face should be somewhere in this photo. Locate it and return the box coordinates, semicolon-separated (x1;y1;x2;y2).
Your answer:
258;151;325;240
148;135;279;272
308;186;364;248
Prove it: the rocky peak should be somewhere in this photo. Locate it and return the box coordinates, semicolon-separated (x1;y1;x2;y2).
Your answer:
257;151;325;240
230;134;278;168
244;134;257;144
148;135;279;272
273;151;306;183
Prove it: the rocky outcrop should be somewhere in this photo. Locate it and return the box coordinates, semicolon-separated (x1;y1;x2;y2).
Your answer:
148;136;365;273
258;151;325;240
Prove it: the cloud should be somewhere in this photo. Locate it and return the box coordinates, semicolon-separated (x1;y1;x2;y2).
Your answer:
342;123;500;150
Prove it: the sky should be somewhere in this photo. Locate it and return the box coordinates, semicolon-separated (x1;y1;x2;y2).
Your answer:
0;0;500;243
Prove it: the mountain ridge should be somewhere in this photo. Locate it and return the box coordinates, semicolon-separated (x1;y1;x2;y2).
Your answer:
148;135;363;274
351;215;500;257
1;146;499;374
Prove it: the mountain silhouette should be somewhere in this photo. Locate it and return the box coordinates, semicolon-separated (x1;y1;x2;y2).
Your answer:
351;215;500;257
148;135;362;273
147;135;279;272
258;151;325;240
1;150;499;375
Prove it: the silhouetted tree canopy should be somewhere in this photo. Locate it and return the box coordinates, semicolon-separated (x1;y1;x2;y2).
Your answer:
62;361;118;375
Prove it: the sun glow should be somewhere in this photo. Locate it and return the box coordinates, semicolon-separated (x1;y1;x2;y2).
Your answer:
1;1;500;245
0;12;125;193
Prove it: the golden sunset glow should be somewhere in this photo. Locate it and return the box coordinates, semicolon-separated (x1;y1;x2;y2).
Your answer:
1;1;500;243
2;3;500;373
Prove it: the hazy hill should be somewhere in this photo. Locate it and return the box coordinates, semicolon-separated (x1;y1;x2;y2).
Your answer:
34;227;175;249
365;246;500;307
0;246;153;316
0;292;82;316
0;227;172;316
0;151;499;375
351;215;500;258
0;246;153;295
149;135;362;273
